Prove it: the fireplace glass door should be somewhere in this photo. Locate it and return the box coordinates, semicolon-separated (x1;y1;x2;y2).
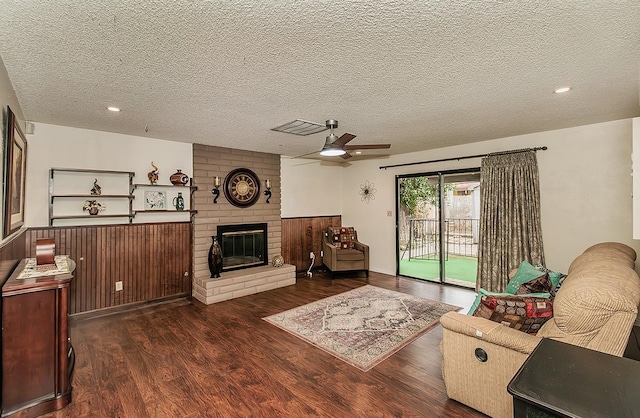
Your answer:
218;223;268;271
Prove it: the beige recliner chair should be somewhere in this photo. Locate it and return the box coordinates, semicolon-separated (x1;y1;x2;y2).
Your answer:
322;226;369;277
440;242;640;418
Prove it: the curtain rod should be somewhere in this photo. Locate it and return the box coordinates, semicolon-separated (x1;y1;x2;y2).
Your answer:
379;146;548;170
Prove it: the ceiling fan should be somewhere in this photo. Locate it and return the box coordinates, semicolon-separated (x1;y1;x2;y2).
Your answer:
275;119;391;159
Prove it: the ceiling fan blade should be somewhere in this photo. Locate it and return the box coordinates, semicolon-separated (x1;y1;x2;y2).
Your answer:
349;154;391;161
343;144;391;150
291;150;321;159
332;133;356;148
340;152;353;160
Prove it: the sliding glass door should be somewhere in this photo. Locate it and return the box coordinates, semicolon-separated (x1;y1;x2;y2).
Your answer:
396;169;480;288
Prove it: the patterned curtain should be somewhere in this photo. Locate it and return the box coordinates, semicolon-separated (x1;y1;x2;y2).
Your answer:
476;150;545;292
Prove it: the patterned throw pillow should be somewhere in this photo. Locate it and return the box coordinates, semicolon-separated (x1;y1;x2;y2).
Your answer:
506;261;556;296
472;293;553;334
514;274;556;296
329;227;356;249
467;288;551;316
533;263;566;290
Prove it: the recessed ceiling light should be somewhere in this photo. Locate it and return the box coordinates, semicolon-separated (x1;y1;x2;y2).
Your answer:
355;151;362;154
106;106;121;112
554;87;571;94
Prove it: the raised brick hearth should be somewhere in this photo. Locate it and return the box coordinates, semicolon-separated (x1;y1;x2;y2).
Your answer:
193;264;296;305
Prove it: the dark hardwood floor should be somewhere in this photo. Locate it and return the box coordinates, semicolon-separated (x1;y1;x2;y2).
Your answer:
42;271;486;418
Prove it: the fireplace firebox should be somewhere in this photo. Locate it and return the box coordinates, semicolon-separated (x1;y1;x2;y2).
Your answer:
216;223;268;272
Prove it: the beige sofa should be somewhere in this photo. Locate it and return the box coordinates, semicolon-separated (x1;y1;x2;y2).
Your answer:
440;242;640;418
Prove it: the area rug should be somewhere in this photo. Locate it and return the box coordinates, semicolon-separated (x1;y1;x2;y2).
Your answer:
263;285;461;371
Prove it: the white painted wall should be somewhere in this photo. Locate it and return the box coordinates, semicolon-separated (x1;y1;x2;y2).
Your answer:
280;157;343;218
26;123;193;227
21;118;639;278
339;119;637;276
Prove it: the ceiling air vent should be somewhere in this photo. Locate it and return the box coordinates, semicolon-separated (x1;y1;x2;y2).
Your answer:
270;119;328;136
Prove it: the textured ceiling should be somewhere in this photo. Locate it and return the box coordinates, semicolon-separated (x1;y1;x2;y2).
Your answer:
1;1;639;160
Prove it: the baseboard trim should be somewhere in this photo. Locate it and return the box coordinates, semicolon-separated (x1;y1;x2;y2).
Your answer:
69;293;191;321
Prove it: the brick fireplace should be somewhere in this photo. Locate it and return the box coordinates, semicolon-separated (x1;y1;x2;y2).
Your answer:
191;145;295;304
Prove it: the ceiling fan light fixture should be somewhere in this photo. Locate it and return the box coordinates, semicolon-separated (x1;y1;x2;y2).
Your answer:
320;148;346;156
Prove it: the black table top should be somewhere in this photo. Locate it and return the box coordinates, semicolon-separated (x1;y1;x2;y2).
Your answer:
508;338;640;418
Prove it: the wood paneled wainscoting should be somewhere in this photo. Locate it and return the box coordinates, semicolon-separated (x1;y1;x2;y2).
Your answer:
26;223;192;315
0;230;27;287
281;216;341;272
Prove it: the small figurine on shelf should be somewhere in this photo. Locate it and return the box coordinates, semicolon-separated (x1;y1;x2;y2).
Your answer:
148;161;159;185
83;200;106;216
90;178;102;195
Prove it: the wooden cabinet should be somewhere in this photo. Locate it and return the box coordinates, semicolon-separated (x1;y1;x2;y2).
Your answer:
1;259;74;417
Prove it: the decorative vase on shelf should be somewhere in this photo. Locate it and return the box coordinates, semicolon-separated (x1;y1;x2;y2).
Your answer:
173;192;185;211
170;169;189;186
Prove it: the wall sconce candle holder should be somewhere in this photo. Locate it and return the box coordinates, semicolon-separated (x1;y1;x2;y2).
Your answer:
264;179;272;204
211;176;221;203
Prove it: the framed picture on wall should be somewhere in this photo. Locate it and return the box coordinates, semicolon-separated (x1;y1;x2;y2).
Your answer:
144;190;166;210
4;106;27;236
